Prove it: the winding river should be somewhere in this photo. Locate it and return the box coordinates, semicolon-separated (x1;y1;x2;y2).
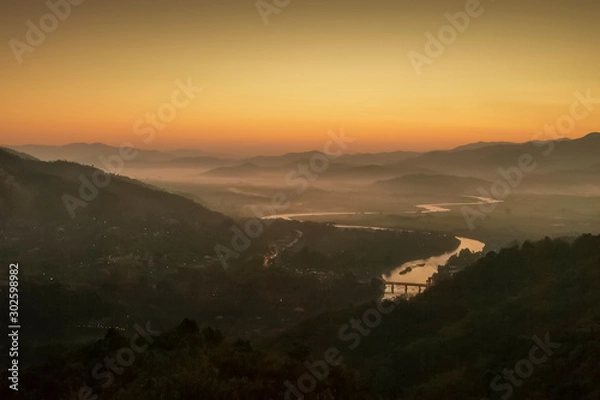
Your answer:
263;211;485;296
381;236;484;298
415;195;503;213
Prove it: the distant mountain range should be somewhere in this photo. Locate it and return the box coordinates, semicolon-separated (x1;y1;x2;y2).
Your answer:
449;141;515;152
8;132;597;166
7;144;232;170
201;162;277;178
10;143;173;165
386;132;600;180
6;133;600;193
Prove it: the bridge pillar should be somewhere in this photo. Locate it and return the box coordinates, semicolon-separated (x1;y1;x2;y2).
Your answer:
405;285;408;294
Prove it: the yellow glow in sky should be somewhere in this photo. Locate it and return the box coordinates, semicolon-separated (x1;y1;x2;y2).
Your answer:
1;0;599;154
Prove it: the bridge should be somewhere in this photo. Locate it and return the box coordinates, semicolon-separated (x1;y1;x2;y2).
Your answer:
384;281;430;294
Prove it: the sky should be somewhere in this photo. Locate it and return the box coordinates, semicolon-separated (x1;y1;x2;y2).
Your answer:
1;0;599;155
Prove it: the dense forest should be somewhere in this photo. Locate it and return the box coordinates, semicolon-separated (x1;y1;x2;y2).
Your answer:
3;234;599;399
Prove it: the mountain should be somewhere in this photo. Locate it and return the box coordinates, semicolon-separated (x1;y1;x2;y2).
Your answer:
201;162;277;178
158;156;233;169
0;147;225;221
274;234;600;399
522;165;600;195
0;147;231;258
10;133;599;178
8;234;600;399
405;132;600;179
450;141;514;152
167;148;232;159
192;132;595;183
316;163;435;182
0;147;39;161
8;143;175;166
244;151;326;168
7;144;241;171
372;173;490;194
241;150;421;169
326;164;401;180
336;150;421;165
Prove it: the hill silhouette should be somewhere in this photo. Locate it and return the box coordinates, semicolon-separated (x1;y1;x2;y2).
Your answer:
5;234;600;399
0;147;227;226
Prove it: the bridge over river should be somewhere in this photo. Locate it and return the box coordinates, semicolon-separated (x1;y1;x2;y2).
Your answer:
384;281;430;295
261;211;486;299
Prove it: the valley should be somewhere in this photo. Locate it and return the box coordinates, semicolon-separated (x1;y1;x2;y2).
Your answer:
1;134;599;399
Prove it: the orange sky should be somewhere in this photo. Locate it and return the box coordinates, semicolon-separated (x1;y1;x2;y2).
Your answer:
1;0;599;155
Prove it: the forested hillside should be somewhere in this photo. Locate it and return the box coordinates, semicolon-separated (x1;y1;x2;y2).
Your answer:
4;235;599;399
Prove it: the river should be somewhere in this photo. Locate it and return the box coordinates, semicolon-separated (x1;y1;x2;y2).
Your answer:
415;195;503;213
262;211;485;297
381;236;485;298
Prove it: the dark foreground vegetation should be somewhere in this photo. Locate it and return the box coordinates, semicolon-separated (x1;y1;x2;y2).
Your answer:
3;234;599;399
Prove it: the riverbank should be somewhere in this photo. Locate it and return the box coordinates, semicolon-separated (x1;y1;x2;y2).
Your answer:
262;213;484;289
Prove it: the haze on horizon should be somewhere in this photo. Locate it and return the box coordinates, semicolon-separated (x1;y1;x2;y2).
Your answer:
1;0;599;155
4;131;597;159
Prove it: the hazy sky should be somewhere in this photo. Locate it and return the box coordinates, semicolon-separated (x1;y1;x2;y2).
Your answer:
1;0;599;155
